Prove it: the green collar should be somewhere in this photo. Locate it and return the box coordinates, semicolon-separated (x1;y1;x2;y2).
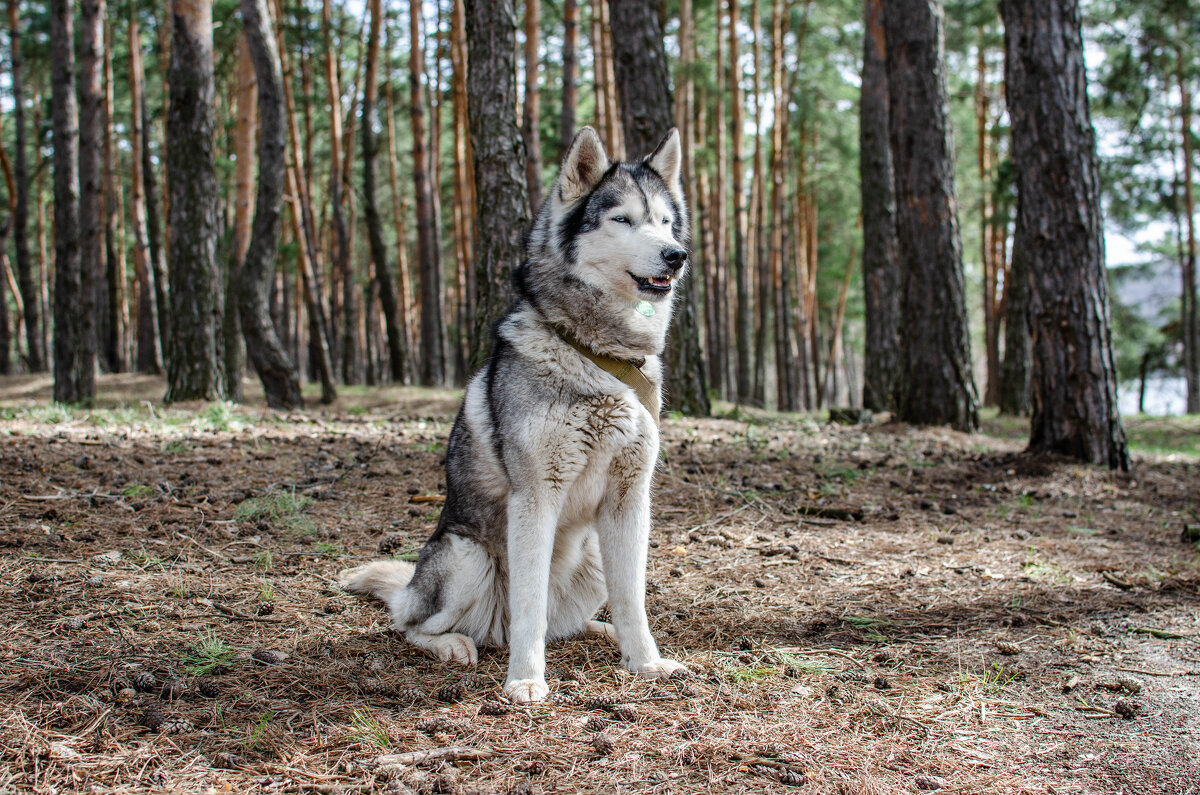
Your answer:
556;328;660;424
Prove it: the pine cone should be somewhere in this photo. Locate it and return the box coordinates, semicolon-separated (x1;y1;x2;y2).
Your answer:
132;671;159;693
775;766;807;787
209;751;241;770
583;715;609;732
251;648;287;665
416;717;459;735
396;686;427;706
995;640;1021;655
255;602;275;617
197;679;220;698
582;694;619;711
590;733;615;756
141;708;167;732
609;703;638;722
161;717;194;734
159;678;188;700
677;718;703;739
436;681;465;703
547;690;578;706
478;700;514;716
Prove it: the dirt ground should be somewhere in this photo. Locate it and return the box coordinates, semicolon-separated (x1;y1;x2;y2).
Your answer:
1;373;1198;795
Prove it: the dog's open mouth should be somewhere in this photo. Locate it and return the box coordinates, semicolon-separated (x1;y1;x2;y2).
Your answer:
630;272;674;294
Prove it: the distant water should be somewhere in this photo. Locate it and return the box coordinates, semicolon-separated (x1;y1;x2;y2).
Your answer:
1118;375;1187;416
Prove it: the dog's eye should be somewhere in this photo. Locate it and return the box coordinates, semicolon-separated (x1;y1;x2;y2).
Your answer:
661;217;670;225
612;215;631;225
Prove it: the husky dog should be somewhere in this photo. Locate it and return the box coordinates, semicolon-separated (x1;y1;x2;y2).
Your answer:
339;126;689;704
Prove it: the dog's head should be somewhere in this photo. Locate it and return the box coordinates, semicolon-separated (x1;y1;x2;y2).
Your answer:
522;127;690;357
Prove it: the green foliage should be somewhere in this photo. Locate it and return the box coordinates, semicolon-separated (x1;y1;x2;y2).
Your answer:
180;631;236;676
234;491;316;535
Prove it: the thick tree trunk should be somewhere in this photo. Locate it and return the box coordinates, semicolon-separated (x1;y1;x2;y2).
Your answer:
165;0;226;403
729;0;751;404
9;0;42;371
238;0;301;410
998;223;1031;415
1000;0;1128;468
859;0;900;412
410;0;445;385
129;13;162;373
464;0;530;372
362;0;406;382
51;0;91;404
560;0;578;152
77;0;103;390
609;0;709;417
522;0;543;213
882;0;978;431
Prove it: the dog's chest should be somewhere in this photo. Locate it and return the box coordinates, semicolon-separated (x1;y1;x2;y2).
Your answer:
552;394;652;525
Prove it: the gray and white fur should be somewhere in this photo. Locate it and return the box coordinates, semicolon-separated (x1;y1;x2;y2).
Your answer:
339;126;690;703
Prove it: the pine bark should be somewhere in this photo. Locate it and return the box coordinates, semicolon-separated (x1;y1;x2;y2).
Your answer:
609;0;709;416
450;0;475;373
882;0;978;431
51;0;90;404
238;0;301;409
362;0;406;382
129;13;161;373
522;0;543;213
9;0;42;371
1178;49;1198;414
859;0;900;412
729;0;751;404
464;0;530;372
142;91;170;363
411;0;445;385
165;0;226;403
102;21;127;374
1000;0;1128;468
78;0;103;389
560;0;578;151
226;35;257;403
382;61;414;376
998;222;1031;415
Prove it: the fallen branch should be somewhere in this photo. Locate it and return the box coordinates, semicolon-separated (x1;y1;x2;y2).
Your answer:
373;746;493;767
795;506;863;521
409;495;446;504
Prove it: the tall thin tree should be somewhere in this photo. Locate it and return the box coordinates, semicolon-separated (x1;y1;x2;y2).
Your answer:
522;0;543;212
78;0;103;389
882;0;979;431
165;0;226;402
1000;0;1129;468
51;0;89;404
9;0;41;371
560;0;578;152
239;0;301;409
362;0;406;382
129;12;161;373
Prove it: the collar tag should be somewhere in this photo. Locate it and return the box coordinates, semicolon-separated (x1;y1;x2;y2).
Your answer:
635;300;656;317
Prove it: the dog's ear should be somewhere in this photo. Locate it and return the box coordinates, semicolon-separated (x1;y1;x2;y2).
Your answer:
645;128;683;201
559;126;609;203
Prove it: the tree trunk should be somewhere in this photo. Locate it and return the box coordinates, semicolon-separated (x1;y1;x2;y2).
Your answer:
859;0;900;412
362;0;406;382
521;0;544;216
728;0;751;404
450;0;475;379
226;34;257;403
998;221;1031;415
560;0;578;153
143;93;170;364
1178;47;1198;414
1000;0;1128;468
977;38;1001;407
128;12;162;374
0;148;11;374
326;2;360;385
410;0;445;385
9;0;42;371
609;0;709;416
165;0;226;403
749;0;767;407
238;0;301;409
882;0;978;431
769;0;791;411
78;0;103;389
382;60;415;377
464;0;530;372
101;18;126;374
51;0;90;404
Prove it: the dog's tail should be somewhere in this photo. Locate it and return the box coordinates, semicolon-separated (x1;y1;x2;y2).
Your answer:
338;560;416;602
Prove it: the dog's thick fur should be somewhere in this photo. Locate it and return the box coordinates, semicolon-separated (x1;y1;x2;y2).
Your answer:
340;127;690;703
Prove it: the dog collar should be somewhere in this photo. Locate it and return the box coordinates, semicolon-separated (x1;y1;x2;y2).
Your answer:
555;328;660;425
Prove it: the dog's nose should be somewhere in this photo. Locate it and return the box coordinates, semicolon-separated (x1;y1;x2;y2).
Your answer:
662;248;688;272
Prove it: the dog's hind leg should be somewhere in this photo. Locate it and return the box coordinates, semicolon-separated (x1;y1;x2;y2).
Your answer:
405;630;478;665
584;620;618;644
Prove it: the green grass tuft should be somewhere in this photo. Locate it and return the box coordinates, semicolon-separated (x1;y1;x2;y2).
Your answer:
180;631;236;676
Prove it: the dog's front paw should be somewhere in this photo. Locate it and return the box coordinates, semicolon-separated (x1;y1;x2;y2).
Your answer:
632;658;689;680
504;678;550;704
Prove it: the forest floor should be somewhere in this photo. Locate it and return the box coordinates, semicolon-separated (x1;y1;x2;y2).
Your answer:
1;373;1198;795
